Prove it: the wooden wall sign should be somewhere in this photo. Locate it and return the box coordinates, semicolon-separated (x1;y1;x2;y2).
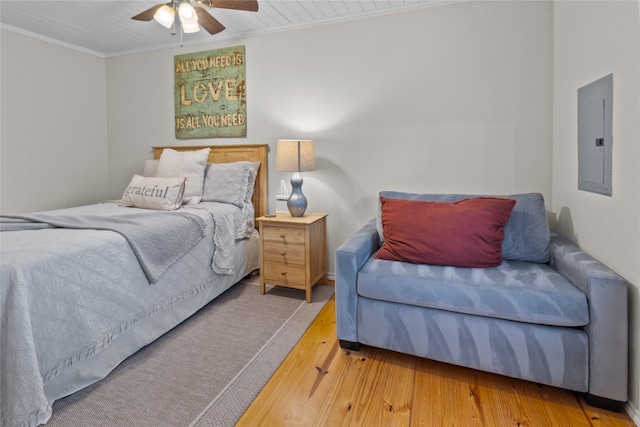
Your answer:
174;45;246;139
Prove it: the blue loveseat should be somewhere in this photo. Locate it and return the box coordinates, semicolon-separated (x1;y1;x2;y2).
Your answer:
335;192;628;410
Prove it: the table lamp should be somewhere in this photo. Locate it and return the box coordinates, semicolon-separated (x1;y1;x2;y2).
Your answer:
276;139;316;217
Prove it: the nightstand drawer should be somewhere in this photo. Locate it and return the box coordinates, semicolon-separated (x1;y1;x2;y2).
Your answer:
263;262;306;288
263;241;305;265
262;226;306;244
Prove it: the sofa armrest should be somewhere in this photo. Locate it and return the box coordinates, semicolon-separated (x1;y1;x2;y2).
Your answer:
549;233;628;404
335;219;379;344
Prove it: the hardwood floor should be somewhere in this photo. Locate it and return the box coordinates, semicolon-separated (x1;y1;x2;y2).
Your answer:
237;295;635;426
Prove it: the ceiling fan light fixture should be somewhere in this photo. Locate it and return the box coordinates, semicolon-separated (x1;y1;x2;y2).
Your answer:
133;0;258;37
153;5;175;28
181;21;201;33
178;2;200;32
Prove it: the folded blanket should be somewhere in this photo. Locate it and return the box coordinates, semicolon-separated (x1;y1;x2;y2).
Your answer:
1;204;207;283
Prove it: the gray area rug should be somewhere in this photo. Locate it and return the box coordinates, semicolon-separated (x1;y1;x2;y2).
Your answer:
46;277;334;427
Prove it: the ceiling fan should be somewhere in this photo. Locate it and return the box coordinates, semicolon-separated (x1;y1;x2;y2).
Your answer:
132;0;259;35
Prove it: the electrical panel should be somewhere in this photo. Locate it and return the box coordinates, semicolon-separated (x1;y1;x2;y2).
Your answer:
578;74;613;196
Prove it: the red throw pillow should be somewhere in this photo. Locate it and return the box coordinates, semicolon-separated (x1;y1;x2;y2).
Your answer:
376;196;516;268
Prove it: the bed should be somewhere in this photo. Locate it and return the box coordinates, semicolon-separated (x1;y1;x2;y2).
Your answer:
0;144;268;427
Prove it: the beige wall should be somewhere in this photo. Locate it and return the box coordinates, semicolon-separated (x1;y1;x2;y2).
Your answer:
0;31;109;213
552;1;640;421
0;2;554;275
105;0;553;277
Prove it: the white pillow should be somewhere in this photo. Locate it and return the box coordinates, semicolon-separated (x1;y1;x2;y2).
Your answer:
202;161;252;207
119;175;186;211
143;159;159;177
156;148;210;205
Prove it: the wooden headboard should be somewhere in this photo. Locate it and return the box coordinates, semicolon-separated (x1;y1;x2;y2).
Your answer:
152;144;268;219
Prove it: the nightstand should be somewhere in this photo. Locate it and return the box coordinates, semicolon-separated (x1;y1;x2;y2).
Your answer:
256;213;328;303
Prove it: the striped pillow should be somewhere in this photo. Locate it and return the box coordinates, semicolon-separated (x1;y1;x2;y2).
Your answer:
156;148;210;205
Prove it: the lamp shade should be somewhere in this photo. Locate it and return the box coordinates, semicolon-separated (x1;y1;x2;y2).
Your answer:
178;2;200;33
276;140;316;172
154;5;175;28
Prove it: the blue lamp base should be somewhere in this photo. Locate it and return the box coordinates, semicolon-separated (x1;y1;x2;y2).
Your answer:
287;172;307;217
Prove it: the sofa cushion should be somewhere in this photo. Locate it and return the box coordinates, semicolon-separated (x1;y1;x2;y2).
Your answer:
377;197;516;268
377;192;551;263
357;255;589;327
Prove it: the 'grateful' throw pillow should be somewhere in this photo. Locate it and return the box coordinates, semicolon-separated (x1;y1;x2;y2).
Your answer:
119;175;186;211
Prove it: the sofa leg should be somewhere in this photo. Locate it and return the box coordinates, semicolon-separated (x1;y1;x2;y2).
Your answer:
339;340;360;351
586;393;626;412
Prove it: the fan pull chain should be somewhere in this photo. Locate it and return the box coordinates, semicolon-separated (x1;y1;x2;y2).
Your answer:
171;4;177;38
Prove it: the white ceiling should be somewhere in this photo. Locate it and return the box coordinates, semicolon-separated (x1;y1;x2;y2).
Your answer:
0;0;452;58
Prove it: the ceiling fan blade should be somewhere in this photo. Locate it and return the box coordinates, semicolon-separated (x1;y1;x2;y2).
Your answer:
195;7;226;35
132;4;166;21
206;0;259;12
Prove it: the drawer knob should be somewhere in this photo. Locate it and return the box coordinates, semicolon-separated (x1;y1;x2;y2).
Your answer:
280;233;286;238
280;251;286;256
281;271;287;276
